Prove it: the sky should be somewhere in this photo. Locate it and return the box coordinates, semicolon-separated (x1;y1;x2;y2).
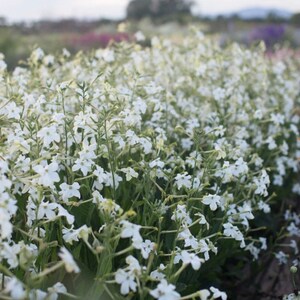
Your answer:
1;0;300;22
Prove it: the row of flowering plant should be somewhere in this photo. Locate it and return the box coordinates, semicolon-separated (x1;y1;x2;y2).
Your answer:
0;29;299;299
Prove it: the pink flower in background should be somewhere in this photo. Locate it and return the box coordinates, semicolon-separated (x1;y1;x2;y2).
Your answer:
69;32;132;49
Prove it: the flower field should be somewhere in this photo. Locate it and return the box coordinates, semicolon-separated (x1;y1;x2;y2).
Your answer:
0;30;299;299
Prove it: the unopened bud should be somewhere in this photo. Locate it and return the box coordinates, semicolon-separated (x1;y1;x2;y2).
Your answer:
290;266;298;273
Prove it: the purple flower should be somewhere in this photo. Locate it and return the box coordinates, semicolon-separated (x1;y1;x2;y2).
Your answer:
249;24;286;47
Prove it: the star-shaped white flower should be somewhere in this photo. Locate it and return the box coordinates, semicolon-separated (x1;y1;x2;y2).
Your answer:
120;220;143;248
140;239;155;259
202;194;221;211
150;279;180;300
59;182;81;202
37;125;60;147
33;162;60;187
115;269;137;295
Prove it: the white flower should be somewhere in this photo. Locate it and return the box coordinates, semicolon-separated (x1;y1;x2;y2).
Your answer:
134;31;145;41
254;109;263;119
287;222;300;237
232;158;248;177
283;292;300;300
213;88;226;102
126;255;142;274
56;205;75;225
0;208;13;239
121;167;139;181
59;182;81;202
72;158;93;176
258;200;271;213
114;135;126;149
37;125;60;147
181;138;193;150
0;190;17;215
101;49;115;63
223;223;245;248
115;269;137;295
2;102;21;119
139;137;152;154
1;242;19;268
292;183;300;195
4;277;26;300
198;239;211;261
175;172;192;190
120;220;143;248
93;166;107;188
210;287;227;300
177;250;204;270
259;237;267;250
213;125;226;137
62;225;91;244
150;264;166;280
290;240;299;255
150;279;181;300
133;98;147;114
31;47;44;62
177;228;198;249
140;239;155;259
79;141;97;160
58;247;80;273
202;194;221;211
105;172;123;189
149;158;165;169
195;212;209;229
271;113;284;126
280;141;289;155
265;136;277;150
43;54;55;66
33;162;60;187
126;130;139;145
37;201;57;221
120;220;141;239
275;251;288;265
29;289;47;299
47;282;67;298
254;156;264;167
37;202;74;225
237;202;254;228
171;204;192;225
62;48;70;57
245;242;260;260
253;170;270;197
0;59;7;72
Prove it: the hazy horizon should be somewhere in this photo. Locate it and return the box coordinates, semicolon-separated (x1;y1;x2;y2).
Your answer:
2;0;300;22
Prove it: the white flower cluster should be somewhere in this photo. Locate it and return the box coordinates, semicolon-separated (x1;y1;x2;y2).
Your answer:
0;31;299;299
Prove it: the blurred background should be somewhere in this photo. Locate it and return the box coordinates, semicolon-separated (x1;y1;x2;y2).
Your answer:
1;0;300;69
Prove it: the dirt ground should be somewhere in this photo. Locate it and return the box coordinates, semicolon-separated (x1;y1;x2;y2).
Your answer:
234;237;300;300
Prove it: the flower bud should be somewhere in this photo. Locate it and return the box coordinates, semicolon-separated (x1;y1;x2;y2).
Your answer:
290;266;298;274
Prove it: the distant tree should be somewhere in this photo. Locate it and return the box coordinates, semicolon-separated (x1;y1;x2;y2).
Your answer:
266;12;285;23
291;13;300;26
126;0;194;20
127;0;152;20
0;17;7;27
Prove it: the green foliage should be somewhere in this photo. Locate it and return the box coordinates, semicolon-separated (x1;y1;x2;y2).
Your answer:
127;0;194;20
